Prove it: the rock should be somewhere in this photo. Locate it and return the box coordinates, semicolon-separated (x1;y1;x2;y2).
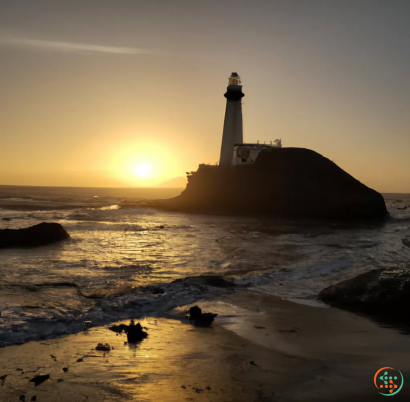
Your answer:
76;358;84;363
83;321;93;329
29;374;50;387
50;354;57;361
95;343;111;351
2;217;11;221
20;396;25;402
127;320;148;343
188;275;235;288
108;324;129;333
250;361;257;366
319;269;410;322
151;287;165;295
174;275;235;288
109;320;148;343
186;306;218;327
195;313;219;327
0;374;6;385
62;367;68;373
403;238;410;248
31;397;37;402
57;379;64;383
0;223;70;248
187;306;202;320
152;148;388;220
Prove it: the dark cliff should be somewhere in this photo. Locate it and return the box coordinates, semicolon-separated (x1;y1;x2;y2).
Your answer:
157;148;387;220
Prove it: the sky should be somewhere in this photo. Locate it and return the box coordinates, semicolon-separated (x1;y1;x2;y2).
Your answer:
0;0;409;191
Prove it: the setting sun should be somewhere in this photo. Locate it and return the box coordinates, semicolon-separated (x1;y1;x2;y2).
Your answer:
133;163;152;179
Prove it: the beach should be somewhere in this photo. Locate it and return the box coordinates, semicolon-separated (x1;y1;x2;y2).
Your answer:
1;186;410;400
1;290;410;401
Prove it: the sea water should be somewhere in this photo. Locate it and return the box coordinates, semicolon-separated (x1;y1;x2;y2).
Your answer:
0;185;409;346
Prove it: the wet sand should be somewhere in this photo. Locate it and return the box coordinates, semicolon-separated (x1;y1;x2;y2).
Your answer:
1;291;410;401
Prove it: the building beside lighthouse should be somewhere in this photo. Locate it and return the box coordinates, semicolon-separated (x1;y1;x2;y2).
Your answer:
219;72;281;167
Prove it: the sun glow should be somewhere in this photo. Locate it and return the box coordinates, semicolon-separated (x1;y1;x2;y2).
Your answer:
110;139;183;186
133;163;152;179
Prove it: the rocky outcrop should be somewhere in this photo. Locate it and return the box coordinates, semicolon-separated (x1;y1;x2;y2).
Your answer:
186;305;218;327
319;269;410;320
0;222;70;248
108;320;148;343
155;148;388;220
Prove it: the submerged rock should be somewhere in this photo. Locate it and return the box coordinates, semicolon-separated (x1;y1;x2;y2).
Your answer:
186;306;218;327
108;320;148;343
83;321;93;329
150;286;165;295
187;276;235;288
0;222;70;248
152;148;388;220
319;268;410;321
172;275;235;288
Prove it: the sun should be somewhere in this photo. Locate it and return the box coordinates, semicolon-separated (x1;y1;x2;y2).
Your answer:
133;163;152;179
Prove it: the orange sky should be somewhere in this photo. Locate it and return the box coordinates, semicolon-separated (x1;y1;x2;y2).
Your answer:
0;1;409;192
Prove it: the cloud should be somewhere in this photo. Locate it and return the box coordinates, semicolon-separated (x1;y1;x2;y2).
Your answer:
0;37;154;55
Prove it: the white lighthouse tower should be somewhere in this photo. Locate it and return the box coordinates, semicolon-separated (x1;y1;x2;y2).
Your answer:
219;72;245;167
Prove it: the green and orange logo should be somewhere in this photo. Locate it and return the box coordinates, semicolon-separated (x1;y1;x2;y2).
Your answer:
374;367;404;396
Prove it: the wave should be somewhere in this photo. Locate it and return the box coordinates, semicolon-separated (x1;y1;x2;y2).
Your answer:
0;275;234;347
87;204;120;211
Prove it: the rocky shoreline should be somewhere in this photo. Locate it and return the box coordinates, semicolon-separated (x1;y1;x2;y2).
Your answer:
319;268;410;328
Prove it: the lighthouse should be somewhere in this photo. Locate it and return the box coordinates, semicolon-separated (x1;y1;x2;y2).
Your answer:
219;72;245;167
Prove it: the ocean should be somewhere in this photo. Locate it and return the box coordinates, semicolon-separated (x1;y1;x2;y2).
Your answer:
0;185;409;347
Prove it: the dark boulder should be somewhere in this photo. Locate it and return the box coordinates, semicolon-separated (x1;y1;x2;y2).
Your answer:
187;306;202;320
95;343;111;351
153;148;388;220
108;320;148;343
186;305;218;327
319;268;410;323
0;222;70;248
126;321;148;343
150;286;165;295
